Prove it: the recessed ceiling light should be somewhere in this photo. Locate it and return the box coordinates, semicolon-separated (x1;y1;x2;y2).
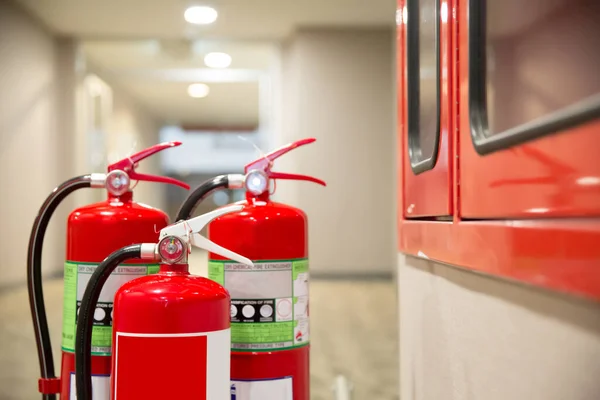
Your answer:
204;52;232;68
184;6;218;25
187;83;210;98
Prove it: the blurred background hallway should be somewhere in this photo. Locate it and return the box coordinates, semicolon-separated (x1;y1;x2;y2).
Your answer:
0;0;398;398
2;1;600;399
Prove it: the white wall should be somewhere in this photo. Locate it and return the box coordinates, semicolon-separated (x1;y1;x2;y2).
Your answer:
102;70;167;212
276;28;396;276
0;2;167;287
71;61;168;212
398;254;600;400
0;0;65;287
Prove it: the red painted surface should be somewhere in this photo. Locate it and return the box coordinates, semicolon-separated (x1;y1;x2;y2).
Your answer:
457;0;600;218
111;264;230;399
397;0;600;300
209;200;310;400
399;219;600;300
114;335;208;400
399;0;453;218
60;191;170;399
66;192;169;262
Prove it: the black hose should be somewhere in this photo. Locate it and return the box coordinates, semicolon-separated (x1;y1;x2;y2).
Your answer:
75;244;142;400
27;175;92;400
175;175;229;221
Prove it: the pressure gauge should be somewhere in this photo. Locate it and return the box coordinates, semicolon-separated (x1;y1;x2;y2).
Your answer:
105;170;131;196
245;170;269;195
158;236;186;264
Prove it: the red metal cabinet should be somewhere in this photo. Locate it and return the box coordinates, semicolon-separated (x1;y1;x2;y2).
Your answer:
458;0;600;218
398;0;600;301
398;0;453;218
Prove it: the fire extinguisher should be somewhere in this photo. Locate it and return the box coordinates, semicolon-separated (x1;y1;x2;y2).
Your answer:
176;138;326;400
74;204;254;400
27;142;190;400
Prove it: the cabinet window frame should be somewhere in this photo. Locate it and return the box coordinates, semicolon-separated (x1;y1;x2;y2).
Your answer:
468;0;600;155
406;0;442;174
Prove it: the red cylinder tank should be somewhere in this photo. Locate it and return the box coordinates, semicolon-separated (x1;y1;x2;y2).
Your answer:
110;264;231;400
204;138;325;400
208;197;310;400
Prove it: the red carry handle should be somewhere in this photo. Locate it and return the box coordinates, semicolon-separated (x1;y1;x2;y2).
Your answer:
108;141;190;189
244;138;326;187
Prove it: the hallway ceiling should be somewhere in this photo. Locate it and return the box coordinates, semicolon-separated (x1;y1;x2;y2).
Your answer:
16;0;396;40
80;40;274;128
15;0;396;127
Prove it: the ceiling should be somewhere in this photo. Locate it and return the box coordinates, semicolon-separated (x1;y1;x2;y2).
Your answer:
16;0;396;40
122;79;260;127
81;39;276;127
17;0;396;127
81;40;277;71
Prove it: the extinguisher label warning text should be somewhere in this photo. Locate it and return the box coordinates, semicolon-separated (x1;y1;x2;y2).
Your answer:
61;261;160;355
208;258;309;351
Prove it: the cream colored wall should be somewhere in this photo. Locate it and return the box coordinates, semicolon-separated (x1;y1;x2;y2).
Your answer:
0;0;65;287
398;254;600;400
0;1;166;288
277;28;396;276
71;62;166;213
100;70;166;212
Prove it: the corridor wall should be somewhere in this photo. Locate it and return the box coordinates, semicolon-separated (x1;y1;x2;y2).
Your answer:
277;28;397;277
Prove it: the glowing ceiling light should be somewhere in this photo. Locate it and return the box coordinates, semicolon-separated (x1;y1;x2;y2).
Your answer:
204;52;232;68
187;83;210;98
184;6;218;25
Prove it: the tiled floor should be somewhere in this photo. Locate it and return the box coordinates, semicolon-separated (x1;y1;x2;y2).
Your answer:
0;262;398;399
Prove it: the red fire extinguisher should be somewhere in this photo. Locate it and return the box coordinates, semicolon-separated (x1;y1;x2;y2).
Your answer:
74;204;253;400
27;142;189;400
176;138;326;400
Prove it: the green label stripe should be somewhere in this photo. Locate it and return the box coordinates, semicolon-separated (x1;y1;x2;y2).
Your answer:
209;258;308;264
61;261;160;355
231;321;294;343
208;257;310;351
233;342;310;353
208;261;224;285
292;259;308;279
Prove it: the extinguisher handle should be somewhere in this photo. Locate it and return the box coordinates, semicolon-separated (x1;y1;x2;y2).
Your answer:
160;204;254;266
244;138;313;173
192;234;253;267
243;137;326;187
107;141;190;190
269;171;326;186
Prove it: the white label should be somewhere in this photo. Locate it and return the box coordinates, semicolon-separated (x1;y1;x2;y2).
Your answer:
225;265;293;299
209;259;309;350
69;374;110;400
230;377;293;400
76;265;150;303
